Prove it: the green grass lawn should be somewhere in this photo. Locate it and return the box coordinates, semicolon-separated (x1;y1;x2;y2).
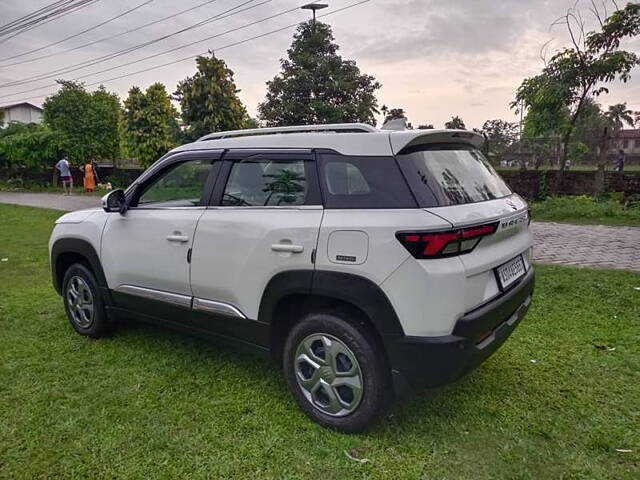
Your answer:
1;204;639;479
531;196;640;227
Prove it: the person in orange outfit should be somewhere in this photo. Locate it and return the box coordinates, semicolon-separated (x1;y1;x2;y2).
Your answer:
82;161;98;192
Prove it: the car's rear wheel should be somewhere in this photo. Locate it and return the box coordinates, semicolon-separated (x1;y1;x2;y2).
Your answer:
283;311;392;432
62;263;110;338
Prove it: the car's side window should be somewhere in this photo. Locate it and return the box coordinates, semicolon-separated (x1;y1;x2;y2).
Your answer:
318;154;417;209
137;159;213;208
221;157;308;207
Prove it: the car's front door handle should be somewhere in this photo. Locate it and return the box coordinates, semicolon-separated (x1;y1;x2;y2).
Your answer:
271;243;304;253
167;233;189;243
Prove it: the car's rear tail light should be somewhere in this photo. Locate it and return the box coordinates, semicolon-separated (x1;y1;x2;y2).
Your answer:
396;222;499;258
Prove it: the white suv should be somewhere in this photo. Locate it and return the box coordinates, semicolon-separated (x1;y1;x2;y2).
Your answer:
49;123;534;432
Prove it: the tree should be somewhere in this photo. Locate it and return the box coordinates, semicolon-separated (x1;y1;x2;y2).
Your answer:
605;103;636;131
258;21;381;126
599;102;636;162
567;141;589;167
124;83;180;167
383;107;407;122
0;122;61;168
444;116;466;129
571;97;606;165
43;81;121;162
479;119;519;158
384;107;413;128
513;2;640;184
417;124;435;130
380;107;412;128
174;53;253;141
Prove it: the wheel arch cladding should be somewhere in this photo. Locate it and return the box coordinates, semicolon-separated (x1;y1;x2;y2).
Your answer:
51;238;109;298
311;270;405;337
259;270;406;362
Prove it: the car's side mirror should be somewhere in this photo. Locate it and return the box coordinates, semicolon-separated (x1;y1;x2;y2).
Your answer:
102;189;127;214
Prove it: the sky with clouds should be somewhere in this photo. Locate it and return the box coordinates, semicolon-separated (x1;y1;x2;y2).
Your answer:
0;0;638;129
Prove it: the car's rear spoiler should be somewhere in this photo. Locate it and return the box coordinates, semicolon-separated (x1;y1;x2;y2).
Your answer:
389;129;485;155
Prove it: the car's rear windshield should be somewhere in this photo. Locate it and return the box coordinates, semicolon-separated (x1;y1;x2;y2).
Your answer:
396;143;512;207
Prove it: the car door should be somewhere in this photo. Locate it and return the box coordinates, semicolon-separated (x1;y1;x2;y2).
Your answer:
101;151;221;317
189;149;323;344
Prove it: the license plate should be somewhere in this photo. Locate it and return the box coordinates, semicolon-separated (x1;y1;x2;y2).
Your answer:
495;255;526;291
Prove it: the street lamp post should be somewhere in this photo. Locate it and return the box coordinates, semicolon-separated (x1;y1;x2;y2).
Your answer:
301;3;328;26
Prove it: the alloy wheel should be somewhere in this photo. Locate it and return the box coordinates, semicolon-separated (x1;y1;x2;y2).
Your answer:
66;276;94;328
294;333;363;417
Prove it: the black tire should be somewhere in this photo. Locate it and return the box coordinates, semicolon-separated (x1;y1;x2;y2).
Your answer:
283;310;393;433
62;263;111;338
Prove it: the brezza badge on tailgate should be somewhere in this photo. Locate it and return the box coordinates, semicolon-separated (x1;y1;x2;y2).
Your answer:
500;210;528;231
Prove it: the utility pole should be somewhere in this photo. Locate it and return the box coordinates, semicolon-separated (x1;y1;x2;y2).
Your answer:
301;3;328;27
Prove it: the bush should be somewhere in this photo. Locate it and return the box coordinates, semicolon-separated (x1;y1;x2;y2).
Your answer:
531;195;640;225
101;170;135;190
0;123;60;168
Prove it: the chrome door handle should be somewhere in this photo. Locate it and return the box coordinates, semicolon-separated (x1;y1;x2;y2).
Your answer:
271;243;304;253
167;234;189;243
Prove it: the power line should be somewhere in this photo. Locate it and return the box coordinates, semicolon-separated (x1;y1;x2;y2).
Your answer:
0;0;283;95
2;0;316;94
0;0;222;66
2;1;101;41
0;1;102;44
0;0;264;88
0;1;72;33
0;1;154;64
0;0;371;104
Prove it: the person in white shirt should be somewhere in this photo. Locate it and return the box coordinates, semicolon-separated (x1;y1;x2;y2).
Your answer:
55;155;73;195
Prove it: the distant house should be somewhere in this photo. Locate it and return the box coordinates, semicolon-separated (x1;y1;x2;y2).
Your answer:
610;128;640;158
0;102;43;125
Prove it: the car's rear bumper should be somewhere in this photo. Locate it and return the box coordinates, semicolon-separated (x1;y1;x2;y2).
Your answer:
386;267;535;395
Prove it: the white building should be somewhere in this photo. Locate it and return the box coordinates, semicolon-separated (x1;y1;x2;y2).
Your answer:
0;102;43;125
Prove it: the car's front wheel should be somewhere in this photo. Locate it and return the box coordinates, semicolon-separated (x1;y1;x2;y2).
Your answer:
283;311;392;432
62;263;110;338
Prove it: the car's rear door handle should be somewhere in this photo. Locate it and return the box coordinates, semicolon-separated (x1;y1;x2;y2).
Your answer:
167;233;189;243
271;243;304;253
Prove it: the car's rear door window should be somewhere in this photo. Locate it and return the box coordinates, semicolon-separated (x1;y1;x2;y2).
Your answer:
397;144;511;207
221;157;308;207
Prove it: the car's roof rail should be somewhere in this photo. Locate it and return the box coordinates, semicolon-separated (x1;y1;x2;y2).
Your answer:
197;123;378;141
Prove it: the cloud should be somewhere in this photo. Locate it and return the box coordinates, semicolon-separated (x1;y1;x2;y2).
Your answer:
345;0;547;63
0;0;637;129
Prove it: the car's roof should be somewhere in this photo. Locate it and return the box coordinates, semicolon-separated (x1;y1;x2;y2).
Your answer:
171;127;484;157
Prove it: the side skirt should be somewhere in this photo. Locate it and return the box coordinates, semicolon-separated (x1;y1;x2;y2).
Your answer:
109;290;270;356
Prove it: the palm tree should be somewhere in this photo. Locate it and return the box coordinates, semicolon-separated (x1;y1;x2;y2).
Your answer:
445;116;466;130
604;103;635;131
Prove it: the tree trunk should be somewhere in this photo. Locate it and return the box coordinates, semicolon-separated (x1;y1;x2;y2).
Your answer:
553;132;571;194
554;90;590;194
593;127;610;197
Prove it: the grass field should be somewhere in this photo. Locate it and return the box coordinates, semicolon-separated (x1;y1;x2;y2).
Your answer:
1;204;639;479
531;196;640;226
